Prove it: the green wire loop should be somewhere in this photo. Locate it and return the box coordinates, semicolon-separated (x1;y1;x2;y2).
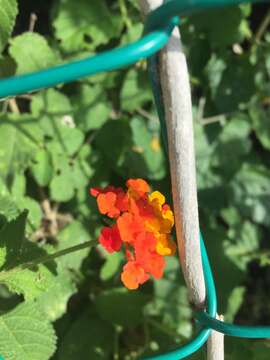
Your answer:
143;234;217;360
0;0;263;99
0;0;269;359
196;311;270;338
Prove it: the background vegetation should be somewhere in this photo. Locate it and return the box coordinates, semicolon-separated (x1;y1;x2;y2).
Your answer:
0;0;270;359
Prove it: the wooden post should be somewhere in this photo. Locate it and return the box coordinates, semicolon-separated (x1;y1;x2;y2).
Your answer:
139;0;205;310
207;315;224;360
139;0;224;358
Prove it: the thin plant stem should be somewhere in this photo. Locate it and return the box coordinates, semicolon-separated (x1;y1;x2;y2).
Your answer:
113;326;121;360
118;0;132;29
0;240;94;282
254;8;270;43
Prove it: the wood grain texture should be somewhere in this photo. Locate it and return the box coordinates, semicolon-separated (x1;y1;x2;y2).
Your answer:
207;315;224;360
139;0;206;307
138;2;225;357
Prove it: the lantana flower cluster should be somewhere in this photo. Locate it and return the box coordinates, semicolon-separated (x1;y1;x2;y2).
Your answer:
90;179;176;290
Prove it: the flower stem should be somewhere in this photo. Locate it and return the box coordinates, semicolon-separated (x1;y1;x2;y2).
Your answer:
0;240;95;282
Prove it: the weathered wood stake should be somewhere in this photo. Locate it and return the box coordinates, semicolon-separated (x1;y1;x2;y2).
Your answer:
139;1;224;358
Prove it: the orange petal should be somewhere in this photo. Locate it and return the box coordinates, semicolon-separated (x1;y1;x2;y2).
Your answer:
121;261;149;290
99;225;122;253
156;234;176;256
97;192;119;218
126;178;149;198
117;213;144;243
115;191;129;213
90;187;103;197
135;232;157;253
145;253;165;279
148;191;165;210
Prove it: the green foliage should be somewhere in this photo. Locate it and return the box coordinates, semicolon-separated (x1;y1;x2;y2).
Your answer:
0;1;269;359
9;32;59;74
53;0;123;53
57;310;114;360
0;114;39;179
0;212;55;299
0;301;56;360
31;149;53;187
95;287;149;327
120;69;152;111
71;84;111;131
0;0;18;53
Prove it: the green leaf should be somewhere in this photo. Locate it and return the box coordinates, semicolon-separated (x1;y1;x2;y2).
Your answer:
126;116;165;180
204;54;226;97
94;119;133;171
212;114;251;179
31;89;72;135
226;338;270;359
0;212;56;300
9;32;59;74
49;145;92;202
50;173;75;202
231;163;270;226
31;149;53;186
120;69;152;111
36;271;75;321
0;196;19;221
191;6;251;48
58;310;114;360
72;84;110;131
0;0;18;53
35;222;90;321
148;257;192;338
194;121;218;190
95;117;165;179
250;105;270;151
53;0;123;53
225;286;245;322
56;221;91;272
0;301;56;360
8;174;42;231
17;197;42;231
202;222;245;312
0;56;16;79
49;152;75;202
95;287;149;327
121;23;143;44
31;89;84;156
224;221;260;271
0;114;42;180
11;172;26;200
214;56;255;112
100;252;123;281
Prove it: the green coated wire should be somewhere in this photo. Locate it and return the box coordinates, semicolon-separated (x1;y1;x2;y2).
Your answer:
0;0;269;359
143;234;217;360
0;0;262;99
196;311;270;338
0;22;176;98
145;0;261;32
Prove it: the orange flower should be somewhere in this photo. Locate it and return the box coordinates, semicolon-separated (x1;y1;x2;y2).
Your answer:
90;178;176;290
126;178;149;198
90;186;128;218
121;261;149;290
99;225;122;253
155;233;176;256
117;213;145;244
134;232;165;279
